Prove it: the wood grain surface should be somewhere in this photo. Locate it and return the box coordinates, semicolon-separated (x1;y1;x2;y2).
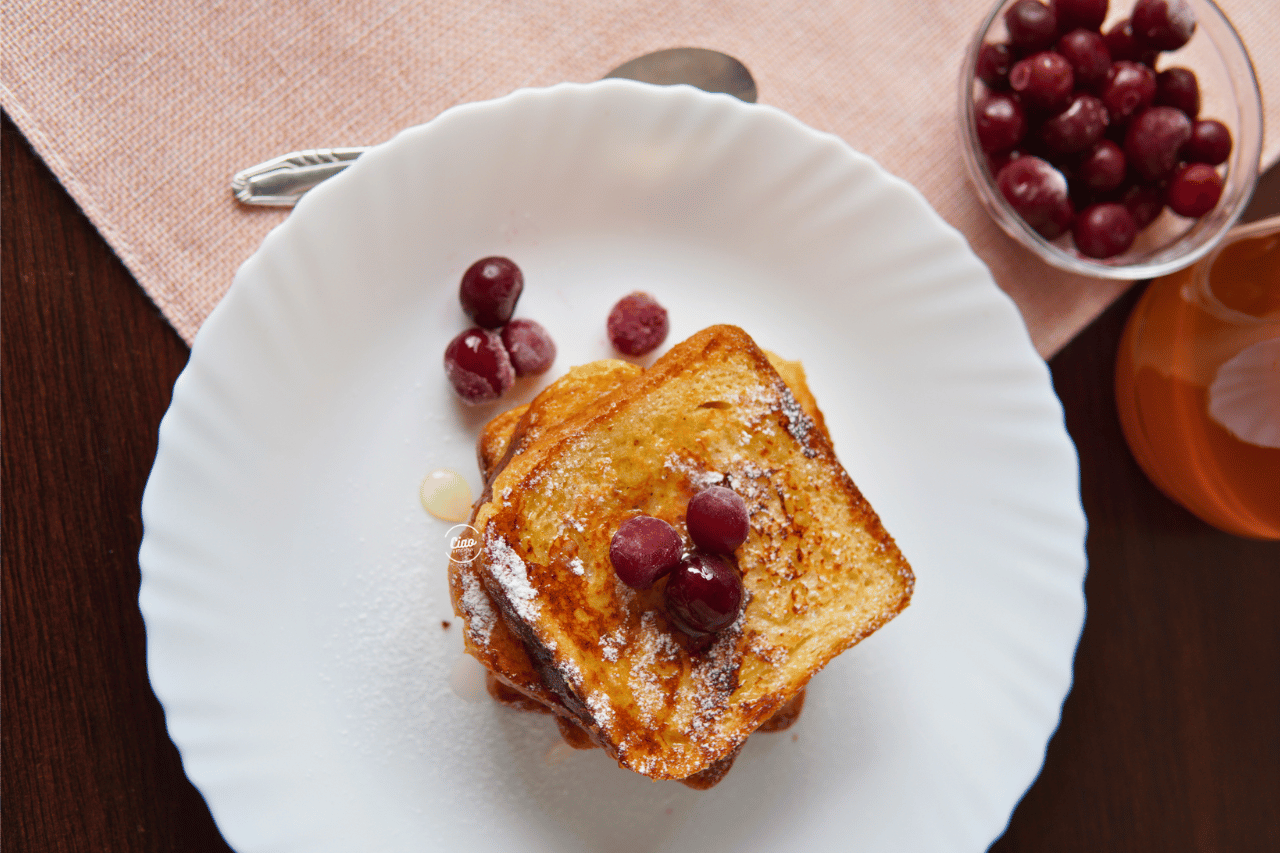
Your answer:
3;112;1277;852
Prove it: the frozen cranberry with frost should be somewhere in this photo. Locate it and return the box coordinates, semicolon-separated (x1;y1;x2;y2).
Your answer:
1005;0;1060;52
1051;0;1108;32
1074;202;1138;258
664;553;744;636
1040;93;1108;155
974;92;1027;154
686;486;750;554
1056;28;1112;91
607;292;669;356
1010;51;1074;114
1166;163;1223;217
1155;67;1200;118
500;318;556;377
459;256;523;329
609;516;683;590
1101;61;1157;125
977;42;1014;89
1131;0;1196;51
1182;119;1232;166
443;327;515;404
997;156;1075;239
1126;106;1192;181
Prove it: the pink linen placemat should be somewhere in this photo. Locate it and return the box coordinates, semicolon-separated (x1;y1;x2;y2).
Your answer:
3;0;1277;357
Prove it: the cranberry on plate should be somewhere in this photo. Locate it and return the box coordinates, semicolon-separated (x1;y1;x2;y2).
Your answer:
443;327;515;405
459;256;523;329
607;292;669;357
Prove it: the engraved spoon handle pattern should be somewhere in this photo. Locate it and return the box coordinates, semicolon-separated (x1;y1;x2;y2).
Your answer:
231;147;367;206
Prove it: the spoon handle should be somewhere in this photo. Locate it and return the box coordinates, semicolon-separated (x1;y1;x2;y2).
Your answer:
231;147;367;206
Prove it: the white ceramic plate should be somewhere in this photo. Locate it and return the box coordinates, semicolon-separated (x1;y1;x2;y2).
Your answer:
139;80;1086;853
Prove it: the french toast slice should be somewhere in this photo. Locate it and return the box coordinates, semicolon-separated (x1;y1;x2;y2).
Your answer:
460;355;821;726
454;360;643;712
468;325;914;781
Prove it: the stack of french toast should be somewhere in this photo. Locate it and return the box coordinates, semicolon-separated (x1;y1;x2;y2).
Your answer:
449;324;914;788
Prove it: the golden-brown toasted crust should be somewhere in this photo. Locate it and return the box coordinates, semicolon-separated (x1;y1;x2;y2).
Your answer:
764;351;829;442
476;405;526;481
465;325;914;781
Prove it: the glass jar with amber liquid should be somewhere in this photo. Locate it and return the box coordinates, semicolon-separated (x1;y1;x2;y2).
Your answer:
1115;215;1280;540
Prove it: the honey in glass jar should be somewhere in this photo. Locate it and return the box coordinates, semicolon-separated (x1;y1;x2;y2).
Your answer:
1115;215;1280;540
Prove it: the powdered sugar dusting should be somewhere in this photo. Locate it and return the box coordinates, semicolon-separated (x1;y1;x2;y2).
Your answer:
599;626;626;663
686;618;745;743
458;569;496;645
664;453;724;489
586;691;614;729
559;656;582;689
627;612;681;725
485;526;540;622
732;379;817;456
775;381;816;453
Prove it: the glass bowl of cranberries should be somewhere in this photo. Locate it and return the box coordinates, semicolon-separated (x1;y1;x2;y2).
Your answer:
960;0;1262;278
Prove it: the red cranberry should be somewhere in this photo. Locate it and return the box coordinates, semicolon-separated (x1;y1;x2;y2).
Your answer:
1056;28;1113;92
609;516;683;590
977;42;1014;89
459;257;523;329
1182;119;1232;165
607;292;669;356
1131;0;1196;51
996;155;1075;239
1104;18;1158;65
500;318;556;377
1101;61;1157;125
443;327;515;404
664;553;744;636
1122;183;1166;229
1166;162;1224;217
1125;106;1192;181
1010;51;1075;114
1079;139;1128;192
975;92;1028;154
1074;202;1138;258
1040;93;1109;155
1005;0;1060;53
1051;0;1108;32
686;486;750;554
1155;67;1200;118
988;149;1021;177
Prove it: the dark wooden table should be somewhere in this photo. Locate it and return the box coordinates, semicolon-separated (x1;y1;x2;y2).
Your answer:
4;112;1278;852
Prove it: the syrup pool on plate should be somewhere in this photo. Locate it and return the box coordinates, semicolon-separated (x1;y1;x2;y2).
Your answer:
420;469;473;522
1115;215;1280;540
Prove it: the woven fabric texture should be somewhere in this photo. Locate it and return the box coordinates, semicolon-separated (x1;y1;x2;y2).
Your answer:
3;0;1277;355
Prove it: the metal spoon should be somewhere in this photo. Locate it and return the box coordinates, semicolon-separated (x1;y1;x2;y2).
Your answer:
231;48;756;206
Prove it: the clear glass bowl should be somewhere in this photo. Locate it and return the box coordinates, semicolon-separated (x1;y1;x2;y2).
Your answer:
958;0;1263;279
